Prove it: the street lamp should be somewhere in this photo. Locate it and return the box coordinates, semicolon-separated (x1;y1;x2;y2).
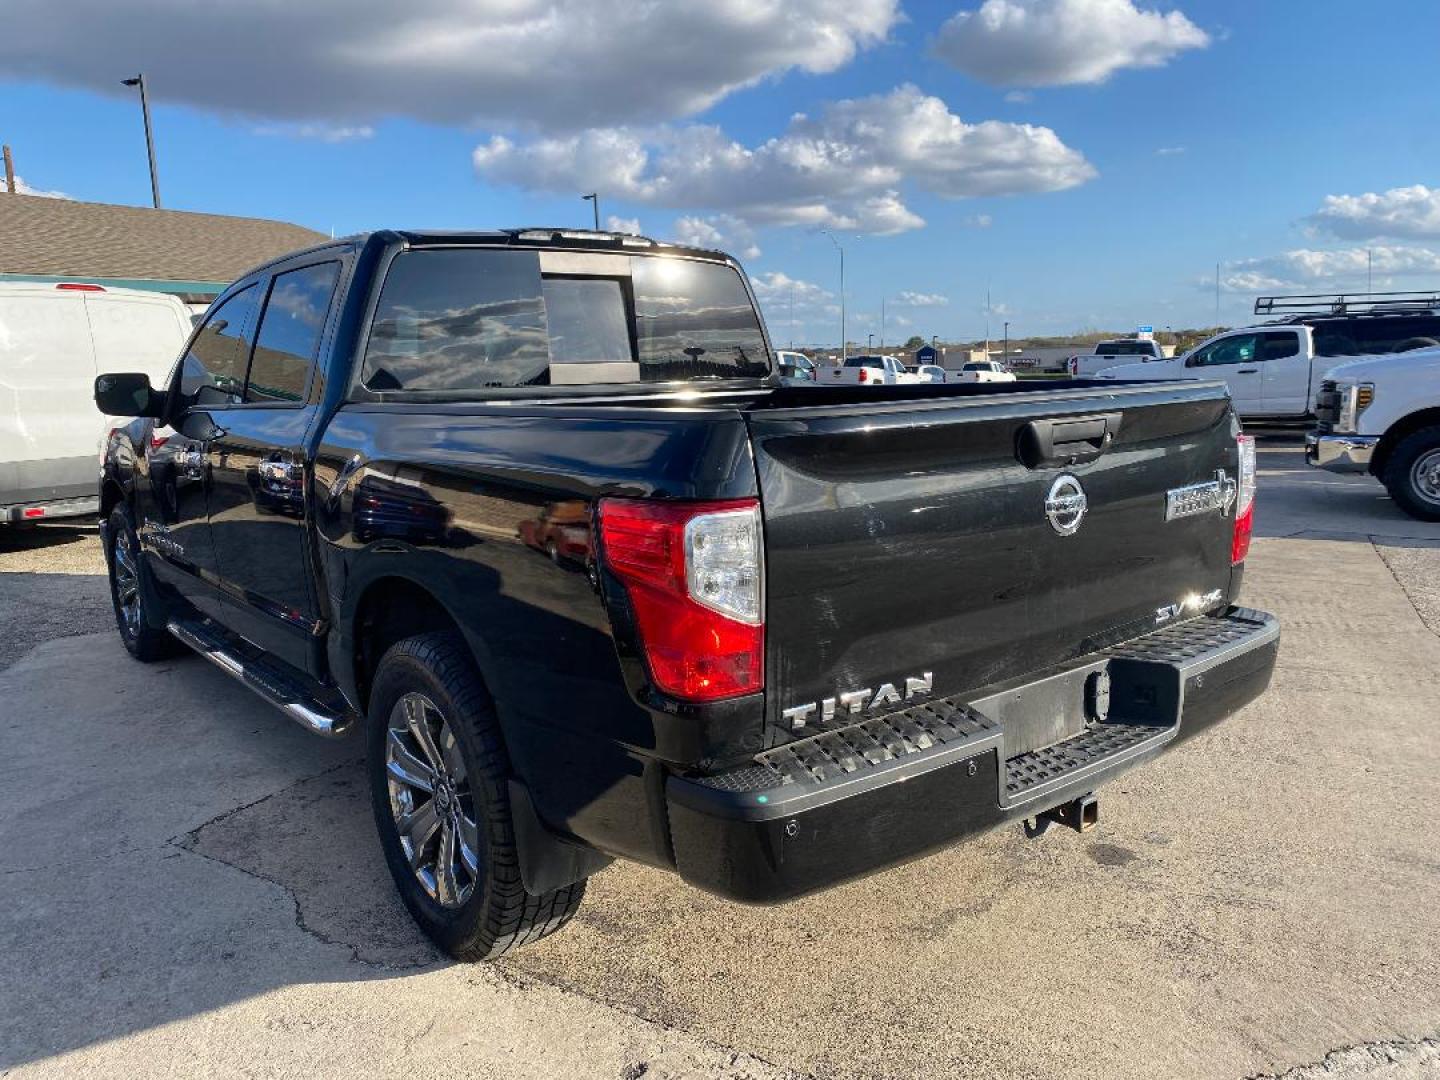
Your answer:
581;192;599;230
821;230;846;362
867;332;875;350
121;74;161;209
1003;321;1009;360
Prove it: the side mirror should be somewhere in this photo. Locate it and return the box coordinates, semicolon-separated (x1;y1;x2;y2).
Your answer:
95;372;165;418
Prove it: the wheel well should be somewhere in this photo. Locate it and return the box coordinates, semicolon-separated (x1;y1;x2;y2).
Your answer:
351;576;466;711
99;479;126;523
1372;407;1440;478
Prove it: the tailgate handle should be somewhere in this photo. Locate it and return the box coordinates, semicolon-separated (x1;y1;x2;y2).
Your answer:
1017;412;1120;468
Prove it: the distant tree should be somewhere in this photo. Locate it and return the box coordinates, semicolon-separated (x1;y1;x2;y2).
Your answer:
903;335;926;351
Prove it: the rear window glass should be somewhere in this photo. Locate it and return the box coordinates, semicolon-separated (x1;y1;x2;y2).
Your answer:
363;249;768;392
1312;316;1440;357
1097;341;1152;355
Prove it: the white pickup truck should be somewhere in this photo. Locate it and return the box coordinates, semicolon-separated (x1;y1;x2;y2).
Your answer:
1307;345;1440;521
819;354;921;386
950;359;1017;383
1098;297;1440;421
1067;338;1166;377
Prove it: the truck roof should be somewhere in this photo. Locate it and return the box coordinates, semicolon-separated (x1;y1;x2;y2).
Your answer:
225;227;740;294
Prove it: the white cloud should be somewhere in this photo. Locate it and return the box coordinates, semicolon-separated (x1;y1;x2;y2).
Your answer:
1004;90;1034;103
1309;185;1440;241
895;290;949;306
964;213;993;227
473;85;1095;237
12;176;71;199
2;0;899;132
1155;146;1186;155
934;0;1209;87
1214;246;1440;293
252;123;375;143
672;215;761;259
750;271;834;308
605;215;643;236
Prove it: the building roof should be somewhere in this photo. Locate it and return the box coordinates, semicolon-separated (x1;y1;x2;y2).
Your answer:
0;194;327;286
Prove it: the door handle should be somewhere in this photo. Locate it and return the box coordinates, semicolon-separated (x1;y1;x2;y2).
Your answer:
1017;411;1121;468
1237;367;1258;374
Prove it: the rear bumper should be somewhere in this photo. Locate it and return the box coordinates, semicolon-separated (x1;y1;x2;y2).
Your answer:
1305;432;1378;473
666;608;1279;903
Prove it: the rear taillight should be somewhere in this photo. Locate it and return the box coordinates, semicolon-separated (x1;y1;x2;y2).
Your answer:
858;367;869;383
599;498;764;702
1232;433;1256;565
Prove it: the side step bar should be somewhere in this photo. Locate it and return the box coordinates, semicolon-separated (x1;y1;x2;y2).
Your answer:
166;619;356;738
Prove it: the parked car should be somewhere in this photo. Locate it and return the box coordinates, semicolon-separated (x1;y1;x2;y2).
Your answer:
819;354;921;385
952;359;1017;383
914;364;946;383
1;282;190;524
775;349;817;385
1067;339;1167;377
1307;344;1440;520
95;227;1278;961
1098;293;1440;421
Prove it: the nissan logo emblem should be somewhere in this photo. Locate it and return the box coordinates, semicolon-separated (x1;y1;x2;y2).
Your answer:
1045;474;1088;536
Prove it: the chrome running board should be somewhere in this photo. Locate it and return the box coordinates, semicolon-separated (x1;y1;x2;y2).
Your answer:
166;619;355;738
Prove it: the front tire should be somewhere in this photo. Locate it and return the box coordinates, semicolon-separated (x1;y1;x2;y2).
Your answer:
366;631;586;960
1381;426;1440;522
106;506;181;662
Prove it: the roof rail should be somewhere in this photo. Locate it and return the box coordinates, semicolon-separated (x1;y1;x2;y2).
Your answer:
1254;289;1440;316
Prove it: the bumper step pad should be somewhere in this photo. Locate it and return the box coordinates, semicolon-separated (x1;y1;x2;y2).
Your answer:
1004;722;1168;799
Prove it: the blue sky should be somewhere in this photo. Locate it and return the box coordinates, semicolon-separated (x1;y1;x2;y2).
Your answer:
3;0;1438;344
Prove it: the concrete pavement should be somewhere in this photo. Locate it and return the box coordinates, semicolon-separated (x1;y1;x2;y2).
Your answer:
1;444;1438;1079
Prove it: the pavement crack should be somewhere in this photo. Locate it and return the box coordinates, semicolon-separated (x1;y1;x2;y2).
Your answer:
1245;1034;1440;1079
168;757;436;973
1370;536;1440;640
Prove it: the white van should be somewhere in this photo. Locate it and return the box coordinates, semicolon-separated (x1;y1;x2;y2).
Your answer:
1;283;191;524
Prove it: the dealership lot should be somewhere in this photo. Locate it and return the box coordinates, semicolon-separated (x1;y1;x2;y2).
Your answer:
2;437;1439;1080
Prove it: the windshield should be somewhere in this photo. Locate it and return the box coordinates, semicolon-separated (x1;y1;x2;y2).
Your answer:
1097;341;1153;355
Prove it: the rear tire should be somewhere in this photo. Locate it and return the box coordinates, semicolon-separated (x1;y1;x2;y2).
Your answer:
366;631;586;960
106;505;182;662
1381;425;1440;522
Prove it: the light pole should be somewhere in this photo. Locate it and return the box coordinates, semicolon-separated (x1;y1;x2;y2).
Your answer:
867;332;875;350
1003;321;1009;360
822;230;846;362
121;74;161;208
582;193;599;230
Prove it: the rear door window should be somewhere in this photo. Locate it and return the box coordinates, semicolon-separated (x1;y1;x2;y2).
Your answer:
1258;331;1300;360
179;285;258;406
245;261;341;403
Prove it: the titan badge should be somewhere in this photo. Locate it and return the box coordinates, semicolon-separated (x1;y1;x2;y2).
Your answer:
782;672;933;731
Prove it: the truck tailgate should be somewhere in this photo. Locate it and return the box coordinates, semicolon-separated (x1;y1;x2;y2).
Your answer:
746;382;1239;747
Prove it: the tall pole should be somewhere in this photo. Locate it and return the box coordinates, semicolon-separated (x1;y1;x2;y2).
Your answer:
823;230;846;361
985;281;991;358
880;297;886;348
1214;261;1220;325
122;75;161;208
789;284;795;349
582;193;599;230
2;145;14;194
1003;321;1009;361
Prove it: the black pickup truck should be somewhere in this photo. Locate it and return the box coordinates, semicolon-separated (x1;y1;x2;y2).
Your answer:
94;228;1278;959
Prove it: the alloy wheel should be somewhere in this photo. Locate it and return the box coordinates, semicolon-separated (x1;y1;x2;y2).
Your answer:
112;529;143;638
385;691;481;908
